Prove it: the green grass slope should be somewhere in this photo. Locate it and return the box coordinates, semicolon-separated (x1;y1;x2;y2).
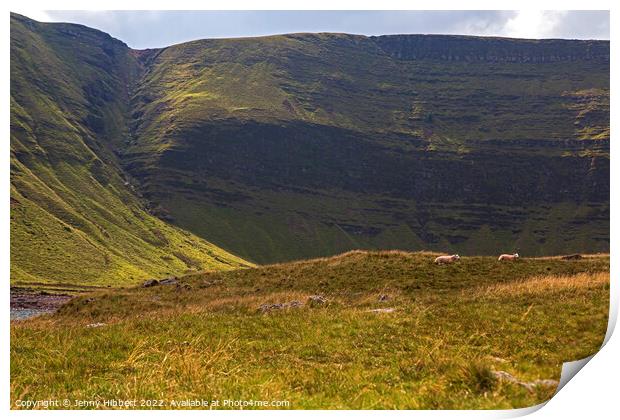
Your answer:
11;14;610;272
123;33;609;263
10;14;251;286
11;252;609;409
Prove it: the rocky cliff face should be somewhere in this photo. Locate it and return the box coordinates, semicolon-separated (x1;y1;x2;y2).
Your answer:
372;34;610;63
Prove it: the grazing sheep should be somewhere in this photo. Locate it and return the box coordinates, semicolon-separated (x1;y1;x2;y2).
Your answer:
498;253;519;261
434;254;460;264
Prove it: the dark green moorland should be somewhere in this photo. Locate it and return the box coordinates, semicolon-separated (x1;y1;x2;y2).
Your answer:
11;13;609;285
11;252;609;409
127;34;610;264
127;34;609;264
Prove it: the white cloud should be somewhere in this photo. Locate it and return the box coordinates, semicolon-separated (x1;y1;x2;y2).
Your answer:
502;10;568;39
13;9;53;22
15;10;609;49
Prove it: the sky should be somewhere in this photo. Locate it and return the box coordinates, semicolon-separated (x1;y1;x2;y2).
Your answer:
19;10;610;49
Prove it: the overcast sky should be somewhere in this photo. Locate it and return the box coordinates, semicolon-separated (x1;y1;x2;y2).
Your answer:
20;10;610;49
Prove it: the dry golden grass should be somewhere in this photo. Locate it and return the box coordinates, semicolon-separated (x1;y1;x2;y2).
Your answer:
11;252;609;409
473;272;609;298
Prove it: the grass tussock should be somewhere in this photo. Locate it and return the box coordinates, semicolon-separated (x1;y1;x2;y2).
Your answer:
463;362;498;393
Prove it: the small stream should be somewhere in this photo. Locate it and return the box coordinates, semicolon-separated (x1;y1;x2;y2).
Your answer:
10;290;72;321
10;307;55;321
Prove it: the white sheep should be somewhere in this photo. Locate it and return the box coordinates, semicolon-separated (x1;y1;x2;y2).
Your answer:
498;253;519;261
434;254;460;264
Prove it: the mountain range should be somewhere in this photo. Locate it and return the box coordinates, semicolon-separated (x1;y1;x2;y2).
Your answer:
10;13;609;285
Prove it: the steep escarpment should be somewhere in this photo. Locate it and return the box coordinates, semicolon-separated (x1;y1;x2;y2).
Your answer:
10;14;251;286
372;35;609;63
11;14;610;268
122;33;609;263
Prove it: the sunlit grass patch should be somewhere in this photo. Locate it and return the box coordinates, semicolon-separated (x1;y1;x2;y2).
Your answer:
475;271;609;298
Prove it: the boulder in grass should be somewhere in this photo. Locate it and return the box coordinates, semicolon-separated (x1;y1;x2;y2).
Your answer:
561;254;583;260
307;295;327;306
160;277;178;285
259;303;284;313
367;308;396;313
492;370;559;392
259;300;305;313
142;279;159;288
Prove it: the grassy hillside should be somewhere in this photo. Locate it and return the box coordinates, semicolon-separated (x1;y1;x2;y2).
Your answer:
10;13;610;279
11;252;609;409
123;33;609;263
10;14;251;286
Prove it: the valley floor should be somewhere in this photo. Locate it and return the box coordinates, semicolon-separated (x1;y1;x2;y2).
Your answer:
10;251;609;409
